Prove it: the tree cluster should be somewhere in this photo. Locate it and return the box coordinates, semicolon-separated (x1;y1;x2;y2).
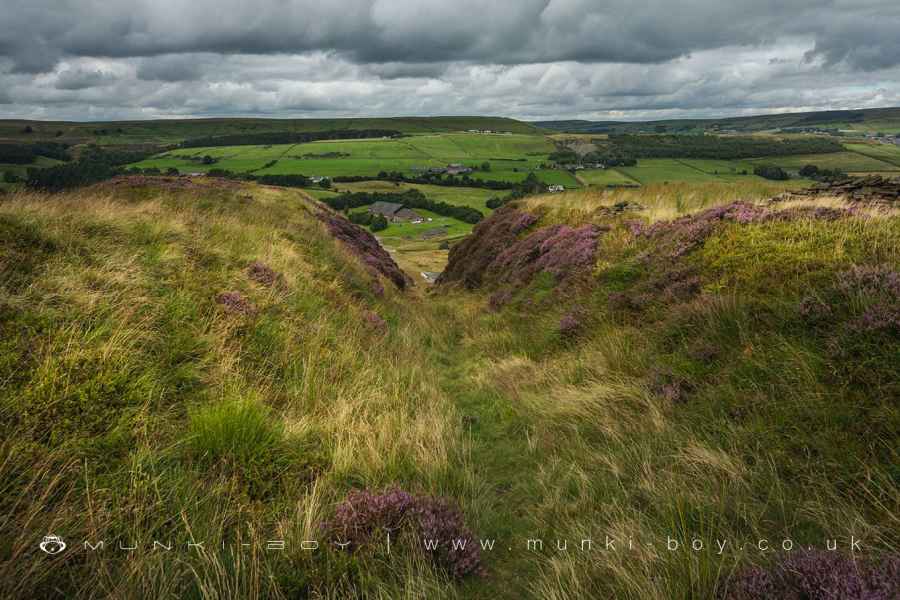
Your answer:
0;142;71;165
752;165;790;181
333;170;514;191
798;164;847;181
485;173;548;209
349;211;389;232
25;145;157;192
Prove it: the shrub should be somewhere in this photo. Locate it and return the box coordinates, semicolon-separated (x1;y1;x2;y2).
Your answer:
559;312;582;337
753;165;789;181
369;214;388;232
324;487;483;578
215;290;254;314
724;550;900;600
247;261;283;287
363;311;387;332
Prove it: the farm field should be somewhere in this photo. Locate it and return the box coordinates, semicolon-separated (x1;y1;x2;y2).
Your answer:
676;158;757;174
328;180;498;212
748;151;900;172
131;133;558;184
842;143;900;167
618;159;730;184
577;168;639;186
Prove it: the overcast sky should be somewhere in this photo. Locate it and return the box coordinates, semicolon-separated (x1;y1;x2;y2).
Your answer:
1;0;899;122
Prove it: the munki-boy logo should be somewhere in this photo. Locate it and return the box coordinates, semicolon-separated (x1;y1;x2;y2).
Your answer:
39;534;66;555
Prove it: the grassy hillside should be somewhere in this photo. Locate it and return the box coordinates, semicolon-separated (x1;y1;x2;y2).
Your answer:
535;106;900;134
1;177;898;598
0;116;540;145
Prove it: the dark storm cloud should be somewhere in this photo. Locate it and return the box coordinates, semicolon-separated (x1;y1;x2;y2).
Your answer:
0;0;899;120
1;0;896;71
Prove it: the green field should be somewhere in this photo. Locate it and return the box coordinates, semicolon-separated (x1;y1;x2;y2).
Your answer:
748;151;900;172
619;159;730;184
675;158;757;174
577;168;640;186
842;143;900;168
132;133;558;184
329;180;498;212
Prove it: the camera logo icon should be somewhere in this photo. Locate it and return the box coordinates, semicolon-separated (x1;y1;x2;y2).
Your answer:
39;535;66;555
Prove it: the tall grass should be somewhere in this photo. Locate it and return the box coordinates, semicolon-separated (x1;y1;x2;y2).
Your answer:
0;180;897;598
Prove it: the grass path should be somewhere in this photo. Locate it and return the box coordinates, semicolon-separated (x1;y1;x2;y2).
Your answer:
437;350;544;598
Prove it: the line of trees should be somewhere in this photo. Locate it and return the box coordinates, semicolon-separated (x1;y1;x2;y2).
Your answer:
752;165;790;181
25;145;157;192
348;211;389;231
322;189;484;224
180;129;403;148
549;148;637;168
333;170;515;190
798;164;847;181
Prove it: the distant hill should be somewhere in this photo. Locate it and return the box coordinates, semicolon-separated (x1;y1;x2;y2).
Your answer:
534;106;900;135
0;115;540;145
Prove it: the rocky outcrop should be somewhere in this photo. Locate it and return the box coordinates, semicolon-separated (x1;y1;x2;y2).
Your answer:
787;175;900;205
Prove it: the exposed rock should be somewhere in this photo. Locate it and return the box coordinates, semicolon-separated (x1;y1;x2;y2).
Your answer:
785;175;900;205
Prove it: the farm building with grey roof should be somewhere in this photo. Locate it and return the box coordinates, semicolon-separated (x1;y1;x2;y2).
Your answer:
368;201;424;223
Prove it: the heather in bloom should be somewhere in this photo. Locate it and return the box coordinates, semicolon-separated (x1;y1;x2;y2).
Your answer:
323;488;483;579
724;550;900;600
363;311;387;332
559;312;581;337
318;210;412;290
247;260;283;287
438;206;539;289
488;223;604;289
488;289;513;311
215;290;254;314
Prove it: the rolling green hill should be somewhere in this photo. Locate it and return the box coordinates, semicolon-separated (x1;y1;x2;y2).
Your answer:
0;116;540;145
535;106;900;134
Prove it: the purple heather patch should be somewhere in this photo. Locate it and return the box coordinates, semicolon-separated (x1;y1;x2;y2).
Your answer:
724;550;900;600
363;311;387;332
488;289;513;311
559;312;582;337
215;291;254;314
317;210;412;291
438;206;541;289
488;223;604;289
247;260;282;287
323;487;483;579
